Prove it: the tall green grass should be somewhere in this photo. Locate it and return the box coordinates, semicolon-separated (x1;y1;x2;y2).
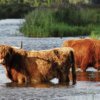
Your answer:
20;6;100;37
20;9;54;37
90;25;100;39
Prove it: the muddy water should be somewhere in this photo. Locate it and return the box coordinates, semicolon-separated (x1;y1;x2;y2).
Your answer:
0;19;100;100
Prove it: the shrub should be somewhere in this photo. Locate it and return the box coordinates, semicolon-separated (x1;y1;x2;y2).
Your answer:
20;6;100;37
0;3;34;19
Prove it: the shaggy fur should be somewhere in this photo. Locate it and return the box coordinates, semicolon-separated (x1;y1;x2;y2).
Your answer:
0;45;76;84
92;39;100;70
62;38;100;71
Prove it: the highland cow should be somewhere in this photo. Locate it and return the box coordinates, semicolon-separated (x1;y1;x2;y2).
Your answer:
0;45;76;84
62;38;100;71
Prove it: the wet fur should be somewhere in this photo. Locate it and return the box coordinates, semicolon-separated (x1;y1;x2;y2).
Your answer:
62;38;100;71
0;45;76;84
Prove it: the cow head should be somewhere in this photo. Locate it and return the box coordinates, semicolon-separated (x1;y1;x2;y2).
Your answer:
0;45;14;66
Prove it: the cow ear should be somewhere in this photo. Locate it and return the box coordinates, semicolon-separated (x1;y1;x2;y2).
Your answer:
53;49;60;58
54;50;59;55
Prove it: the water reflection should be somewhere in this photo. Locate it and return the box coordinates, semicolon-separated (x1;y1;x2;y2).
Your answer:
5;82;72;88
4;71;100;88
77;71;100;82
5;82;54;88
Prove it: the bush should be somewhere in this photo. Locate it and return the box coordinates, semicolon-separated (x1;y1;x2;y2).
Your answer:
20;6;100;37
49;23;92;37
0;3;34;19
20;9;54;37
54;6;100;25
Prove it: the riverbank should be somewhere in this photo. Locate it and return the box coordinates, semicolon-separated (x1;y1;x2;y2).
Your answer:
20;6;100;38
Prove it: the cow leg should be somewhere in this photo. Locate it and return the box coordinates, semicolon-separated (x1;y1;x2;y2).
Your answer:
81;58;88;72
59;73;69;84
58;67;69;84
94;63;100;71
58;71;64;83
63;67;70;84
65;75;69;83
17;73;27;84
6;70;13;81
57;70;67;83
81;65;87;72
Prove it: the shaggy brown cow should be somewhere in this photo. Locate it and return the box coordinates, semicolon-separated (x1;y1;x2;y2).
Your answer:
62;38;99;71
0;45;76;85
92;39;100;70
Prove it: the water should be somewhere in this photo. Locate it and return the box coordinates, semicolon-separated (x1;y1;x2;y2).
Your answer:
0;19;100;100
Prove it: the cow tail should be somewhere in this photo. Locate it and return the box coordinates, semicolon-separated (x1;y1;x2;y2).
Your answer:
70;51;76;85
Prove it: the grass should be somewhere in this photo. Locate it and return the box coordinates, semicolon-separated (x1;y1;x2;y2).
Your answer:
20;9;54;37
90;33;100;39
90;25;100;39
20;6;100;37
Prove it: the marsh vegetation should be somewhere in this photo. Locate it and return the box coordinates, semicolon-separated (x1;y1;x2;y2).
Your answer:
0;0;100;38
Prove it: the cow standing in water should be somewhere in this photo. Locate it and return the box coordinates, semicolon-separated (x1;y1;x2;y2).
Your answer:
92;39;100;70
0;45;76;85
62;38;100;71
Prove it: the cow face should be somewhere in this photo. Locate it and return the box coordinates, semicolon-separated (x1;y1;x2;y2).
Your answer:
0;45;14;66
